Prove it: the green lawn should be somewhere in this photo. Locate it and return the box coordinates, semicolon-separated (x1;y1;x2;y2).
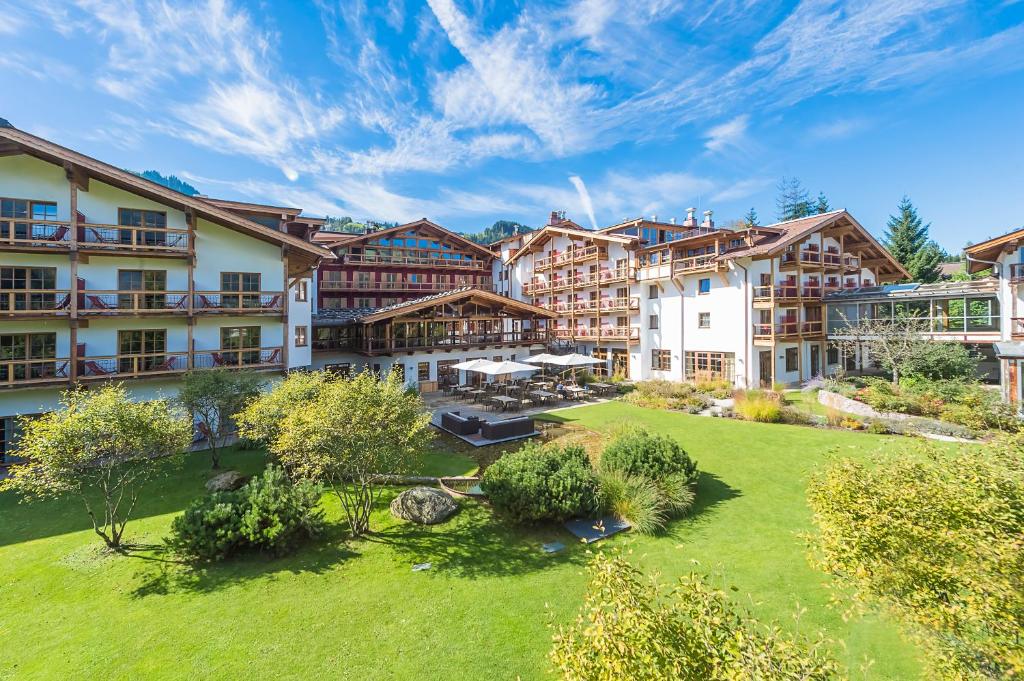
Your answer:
0;404;930;680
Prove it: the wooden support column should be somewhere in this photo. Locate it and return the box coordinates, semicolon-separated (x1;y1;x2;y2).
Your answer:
186;210;196;369
281;245;290;370
68;175;79;381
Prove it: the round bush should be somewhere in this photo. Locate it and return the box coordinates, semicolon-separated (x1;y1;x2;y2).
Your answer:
481;443;600;523
599;427;697;483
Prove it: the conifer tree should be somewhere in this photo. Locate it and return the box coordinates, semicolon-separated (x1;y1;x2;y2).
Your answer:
742;207;759;228
776;177;812;221
883;196;942;282
815;192;831;214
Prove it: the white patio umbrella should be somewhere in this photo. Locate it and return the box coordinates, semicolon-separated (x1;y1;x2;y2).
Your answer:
451;358;498;372
475;360;541;376
523;353;560;365
544;353;604;367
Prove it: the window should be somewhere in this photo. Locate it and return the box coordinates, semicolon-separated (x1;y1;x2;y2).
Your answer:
118;270;167;310
0;198;59;241
118;208;168;246
698;312;710;329
118;329;167;373
698;278;711;295
0;266;58;312
418;362;430;381
649;314;659;330
294;325;307;347
684;351;735;381
0;332;58;383
648;284;659;299
356;297;373;308
827;344;839;365
652;349;671;371
295;280;308;302
221;272;261;309
221;326;262;366
785;347;798;372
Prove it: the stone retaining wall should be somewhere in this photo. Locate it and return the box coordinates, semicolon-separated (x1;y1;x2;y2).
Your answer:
817;390;974;439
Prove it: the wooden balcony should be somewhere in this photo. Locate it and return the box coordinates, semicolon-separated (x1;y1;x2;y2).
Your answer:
79;223;189;255
0;358;71;389
752;320;821;341
80;290;189;314
576;268;633;287
842;255;861;272
348;331;547;355
193;291;284;314
823;252;842;269
193;347;283;369
672;255;721;275
801;286;823;300
536;246;607;268
341;253;487;270
1010;264;1024;284
570;297;640;314
522;280;550;295
1012;317;1024;339
554;326;640;343
0;290;71;317
79;352;190;379
0;220;72;251
320;279;489;293
779;249;823;269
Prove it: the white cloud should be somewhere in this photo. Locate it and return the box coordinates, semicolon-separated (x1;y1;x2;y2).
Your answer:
808;117;870;141
703;114;749;154
569;175;598;229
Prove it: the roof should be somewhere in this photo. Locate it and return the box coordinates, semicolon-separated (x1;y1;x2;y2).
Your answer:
964;226;1024;273
0;125;334;273
995;342;1024;359
201;197;303;216
504;223;637;266
823;278;998;302
313;218;496;260
719;210;910;280
313;287;555;326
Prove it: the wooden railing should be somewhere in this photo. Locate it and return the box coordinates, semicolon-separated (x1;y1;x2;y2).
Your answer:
79;352;190;378
0;290;71;315
522;280;550;295
843;255;861;271
79;223;189;253
576;268;633;286
1010;264;1024;283
536;246;607;269
80;290;189;313
1012;318;1024;339
569;297;640;313
554;326;640;342
802;286;822;299
193;347;283;369
823;252;841;267
193;291;284;313
320;279;490;292
341;253;486;270
802;320;824;335
354;331;547;354
0;358;71;387
781;250;823;266
672;255;719;274
752;321;815;338
0;219;71;247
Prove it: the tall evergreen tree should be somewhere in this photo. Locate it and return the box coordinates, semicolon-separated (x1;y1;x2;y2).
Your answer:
776;177;812;221
815;192;831;214
742;207;759;228
883;196;942;283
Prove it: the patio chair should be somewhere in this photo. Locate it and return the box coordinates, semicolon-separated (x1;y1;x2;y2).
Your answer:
82;360;113;376
265;348;282;365
47;224;69;242
85;294;111;310
262;294;282;310
151;356;178;372
211;352;228;367
54;293;71;310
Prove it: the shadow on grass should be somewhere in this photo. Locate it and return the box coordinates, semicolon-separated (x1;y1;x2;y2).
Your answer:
129;523;359;599
365;499;587;579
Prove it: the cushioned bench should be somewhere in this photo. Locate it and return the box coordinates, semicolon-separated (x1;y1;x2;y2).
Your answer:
441;411;481;435
480;416;534;440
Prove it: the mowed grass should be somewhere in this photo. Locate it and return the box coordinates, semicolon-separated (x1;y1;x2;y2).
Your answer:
0;404;932;680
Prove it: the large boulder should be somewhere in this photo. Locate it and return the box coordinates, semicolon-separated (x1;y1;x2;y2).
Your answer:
390;487;458;525
206;470;249;492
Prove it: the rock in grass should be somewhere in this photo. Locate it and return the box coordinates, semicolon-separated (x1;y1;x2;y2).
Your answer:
390;487;458;525
205;470;249;492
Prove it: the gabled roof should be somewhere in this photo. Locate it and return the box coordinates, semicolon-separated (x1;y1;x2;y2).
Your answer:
358;287;556;323
0;124;334;273
504;223;637;266
719;210;909;280
964;226;1024;273
314;218;496;260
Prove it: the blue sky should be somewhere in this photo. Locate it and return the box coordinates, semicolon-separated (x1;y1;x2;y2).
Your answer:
2;0;1023;250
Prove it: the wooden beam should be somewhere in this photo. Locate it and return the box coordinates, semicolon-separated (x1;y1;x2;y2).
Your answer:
63;161;89;191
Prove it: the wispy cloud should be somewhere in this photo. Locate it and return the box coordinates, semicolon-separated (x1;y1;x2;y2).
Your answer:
569;175;598;229
704;114;750;154
808;117;870;141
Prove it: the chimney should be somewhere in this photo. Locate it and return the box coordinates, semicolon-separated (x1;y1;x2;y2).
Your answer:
549;211;560;226
702;210;714;229
683;207;697;227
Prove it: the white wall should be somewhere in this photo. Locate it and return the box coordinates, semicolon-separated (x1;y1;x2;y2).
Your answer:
288;278;312;369
0;155;71;218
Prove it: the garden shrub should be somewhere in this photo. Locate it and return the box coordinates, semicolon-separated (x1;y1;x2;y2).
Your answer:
865;420;892;435
733;390;783;423
597;469;666;535
169;466;324;561
839;417;863;430
599;427;697;484
904;342;980;382
550;552;843;680
668;394;710;414
808;440;1024;679
482;443;600;523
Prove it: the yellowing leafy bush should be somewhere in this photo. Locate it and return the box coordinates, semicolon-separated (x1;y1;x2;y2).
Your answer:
734;390;783;423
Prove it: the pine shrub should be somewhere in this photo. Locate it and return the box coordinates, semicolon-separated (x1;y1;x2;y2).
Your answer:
482;443;600;523
599;427;697;484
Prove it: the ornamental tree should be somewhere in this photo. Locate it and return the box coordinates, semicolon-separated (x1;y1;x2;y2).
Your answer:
178;368;264;469
0;385;192;550
808;440;1024;679
236;370;432;537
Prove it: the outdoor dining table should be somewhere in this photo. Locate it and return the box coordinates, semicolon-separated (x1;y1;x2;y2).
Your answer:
490;395;520;411
530;389;558;405
589;382;613;395
564;386;588;400
470;389;488;402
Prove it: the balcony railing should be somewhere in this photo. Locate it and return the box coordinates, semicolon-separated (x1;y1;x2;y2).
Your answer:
753;285;772;301
0;290;71;315
320;279;489;292
802;320;824;335
193;291;284;313
1010;264;1024;283
1012;318;1024;339
80;290;189;313
672;255;719;274
775;285;801;300
79;223;189;253
79;352;190;378
341;253;486;270
780;250;823;267
193;347;283;368
0;358;71;388
554;326;640;342
753;321;815;338
0;219;71;248
802;286;822;299
522;280;550;295
536;246;607;269
843;255;861;271
823;252;841;267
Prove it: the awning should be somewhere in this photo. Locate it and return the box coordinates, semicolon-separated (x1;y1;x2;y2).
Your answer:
995;342;1024;359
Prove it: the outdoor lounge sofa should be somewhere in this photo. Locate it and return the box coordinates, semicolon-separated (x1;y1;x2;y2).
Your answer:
480;416;534;440
441;411;481;435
